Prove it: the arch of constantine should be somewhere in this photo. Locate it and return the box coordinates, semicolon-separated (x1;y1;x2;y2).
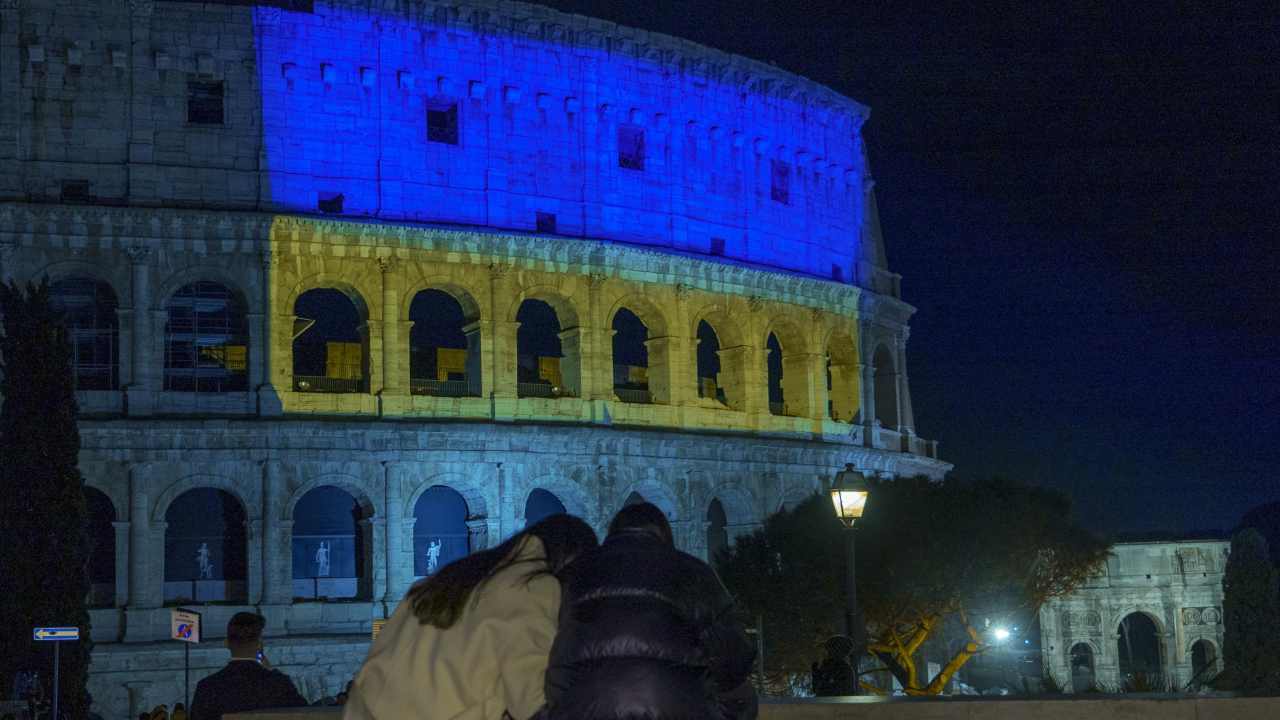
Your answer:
0;1;947;715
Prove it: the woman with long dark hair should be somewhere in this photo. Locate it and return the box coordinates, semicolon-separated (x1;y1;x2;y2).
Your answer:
344;513;598;720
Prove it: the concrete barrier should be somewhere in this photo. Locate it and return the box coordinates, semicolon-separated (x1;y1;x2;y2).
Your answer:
228;695;1280;720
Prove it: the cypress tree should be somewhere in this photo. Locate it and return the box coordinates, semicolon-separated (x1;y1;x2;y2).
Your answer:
0;280;93;716
1220;528;1280;695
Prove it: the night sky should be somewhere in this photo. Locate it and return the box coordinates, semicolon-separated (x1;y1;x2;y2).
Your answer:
534;1;1279;536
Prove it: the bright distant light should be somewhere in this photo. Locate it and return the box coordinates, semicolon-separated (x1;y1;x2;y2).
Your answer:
993;627;1011;641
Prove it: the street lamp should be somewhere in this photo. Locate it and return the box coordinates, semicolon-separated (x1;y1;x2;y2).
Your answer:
830;463;870;693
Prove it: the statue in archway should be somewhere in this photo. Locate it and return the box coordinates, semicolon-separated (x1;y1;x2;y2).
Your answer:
426;539;442;574
315;541;331;577
196;542;213;579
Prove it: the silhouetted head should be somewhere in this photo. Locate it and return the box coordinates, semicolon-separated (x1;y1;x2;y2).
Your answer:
608;502;674;546
409;513;598;628
226;611;265;658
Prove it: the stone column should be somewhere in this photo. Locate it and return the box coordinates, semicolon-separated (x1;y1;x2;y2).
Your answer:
125;464;156;615
557;327;585;398
364;517;388;604
828;362;858;422
643;335;676;405
112;521;131;608
377;258;406;398
260;461;291;606
383;462;407;607
491;320;519;417
256;251;282;415
462;319;484;397
858;361;876;447
896;332;915;433
466;519;490;552
245;518;263;605
125;246;156;416
780;352;819;418
360;322;383;396
125;681;153;720
715;345;756;414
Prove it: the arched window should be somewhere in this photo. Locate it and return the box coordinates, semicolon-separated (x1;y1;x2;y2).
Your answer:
525;489;567;526
612;308;650;403
1191;639;1217;683
1117;613;1163;689
84;487;116;607
292;486;369;600
413;486;469;577
1070;643;1095;692
409;289;480;397
706;498;729;563
826;331;858;422
696;320;726;405
50;278;119;390
872;344;898;428
516;299;573;398
293;288;367;393
766;333;784;415
164;488;247;603
164;282;249;392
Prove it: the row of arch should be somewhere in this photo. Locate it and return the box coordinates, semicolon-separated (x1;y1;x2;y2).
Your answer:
50;274;903;426
82;482;745;606
1066;613;1220;691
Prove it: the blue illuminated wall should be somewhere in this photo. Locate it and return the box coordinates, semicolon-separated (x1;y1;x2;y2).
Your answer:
251;1;870;281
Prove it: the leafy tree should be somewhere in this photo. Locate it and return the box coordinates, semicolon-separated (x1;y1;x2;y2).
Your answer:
1218;528;1280;695
0;281;93;715
717;475;1109;696
1238;502;1280;569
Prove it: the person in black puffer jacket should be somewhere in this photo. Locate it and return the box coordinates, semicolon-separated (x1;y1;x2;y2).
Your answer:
544;502;758;720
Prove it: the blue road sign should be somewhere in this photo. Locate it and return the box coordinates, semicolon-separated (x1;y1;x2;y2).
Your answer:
33;627;79;642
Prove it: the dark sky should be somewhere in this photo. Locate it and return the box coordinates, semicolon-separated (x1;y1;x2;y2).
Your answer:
535;1;1280;536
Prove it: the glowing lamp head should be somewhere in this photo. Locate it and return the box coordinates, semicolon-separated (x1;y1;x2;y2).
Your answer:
993;627;1011;642
830;464;870;528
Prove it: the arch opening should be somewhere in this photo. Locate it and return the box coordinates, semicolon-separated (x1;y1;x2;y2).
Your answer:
50;278;119;391
1117;612;1164;689
409;289;480;398
706;498;729;564
84;487;116;607
413;486;470;577
872;344;898;429
163;488;248;603
524;488;567;526
164;281;249;393
826;331;858;422
291;486;370;601
1191;639;1217;684
766;333;785;415
696;320;728;406
612;307;651;404
516;299;576;397
293;288;368;393
1069;642;1095;692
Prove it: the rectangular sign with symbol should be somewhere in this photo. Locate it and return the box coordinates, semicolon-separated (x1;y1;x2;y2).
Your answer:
32;627;79;642
171;608;202;644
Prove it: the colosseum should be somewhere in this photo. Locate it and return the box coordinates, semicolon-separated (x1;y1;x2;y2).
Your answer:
0;0;948;715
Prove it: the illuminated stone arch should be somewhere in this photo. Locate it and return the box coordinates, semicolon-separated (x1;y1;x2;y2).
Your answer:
162;279;251;393
48;274;122;391
690;304;747;410
403;473;491;522
615;479;680;521
283;274;376;323
872;342;898;428
38;260;126;296
1189;638;1219;681
522;474;594;525
282;474;379;521
289;278;374;393
523;488;569;526
606;295;671;404
508;286;583;397
161;485;250;603
398;276;484;324
155;266;256;315
825;327;859;422
762;317;812;417
152;474;258;523
1114;609;1167;682
405;282;485;397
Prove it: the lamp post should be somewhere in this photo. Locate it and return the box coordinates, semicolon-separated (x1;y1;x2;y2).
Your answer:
830;463;870;691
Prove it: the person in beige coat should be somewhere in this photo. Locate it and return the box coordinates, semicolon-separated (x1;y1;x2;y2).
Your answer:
344;514;598;720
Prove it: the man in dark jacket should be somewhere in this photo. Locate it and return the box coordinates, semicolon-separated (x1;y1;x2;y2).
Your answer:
545;502;758;720
190;612;307;720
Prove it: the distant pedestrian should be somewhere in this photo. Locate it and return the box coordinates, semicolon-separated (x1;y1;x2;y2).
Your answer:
344;514;598;720
544;502;758;720
811;636;857;696
189;612;307;720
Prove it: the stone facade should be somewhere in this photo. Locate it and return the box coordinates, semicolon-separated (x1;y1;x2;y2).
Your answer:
0;1;948;716
1039;540;1229;693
